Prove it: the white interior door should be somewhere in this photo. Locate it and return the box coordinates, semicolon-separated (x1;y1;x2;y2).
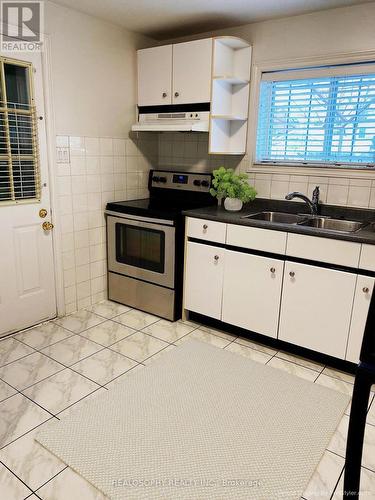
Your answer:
0;50;56;336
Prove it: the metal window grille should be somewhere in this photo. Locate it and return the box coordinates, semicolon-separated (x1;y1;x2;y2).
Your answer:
256;71;375;167
0;58;40;204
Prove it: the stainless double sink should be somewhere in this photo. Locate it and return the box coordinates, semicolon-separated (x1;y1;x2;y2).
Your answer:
241;211;366;233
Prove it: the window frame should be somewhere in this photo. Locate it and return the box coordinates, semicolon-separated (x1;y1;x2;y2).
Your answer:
248;51;375;173
0;56;40;205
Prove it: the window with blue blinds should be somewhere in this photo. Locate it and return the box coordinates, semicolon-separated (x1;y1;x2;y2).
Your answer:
256;69;375;167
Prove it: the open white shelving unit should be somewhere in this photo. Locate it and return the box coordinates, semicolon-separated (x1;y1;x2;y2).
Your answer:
209;37;251;155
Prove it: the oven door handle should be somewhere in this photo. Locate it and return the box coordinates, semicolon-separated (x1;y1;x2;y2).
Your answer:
105;210;175;227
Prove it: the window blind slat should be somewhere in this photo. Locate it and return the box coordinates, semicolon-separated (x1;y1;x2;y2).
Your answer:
256;71;375;166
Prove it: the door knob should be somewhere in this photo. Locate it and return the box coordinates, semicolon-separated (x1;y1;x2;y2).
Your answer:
289;271;295;278
363;287;370;293
162;92;167;98
42;221;54;231
39;208;47;218
174;92;179;98
270;267;276;273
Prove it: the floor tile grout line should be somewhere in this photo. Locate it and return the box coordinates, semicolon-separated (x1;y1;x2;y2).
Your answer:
18;390;58;420
0;459;35;496
140;343;177;365
273;351;324;374
52;311;108;335
0;350;39;370
103;362;144;387
266;352;322;376
0;415;58;451
14;331;77;353
329;463;346;500
0;363;67;394
54;387;108;417
139;325;200;346
33;465;69;495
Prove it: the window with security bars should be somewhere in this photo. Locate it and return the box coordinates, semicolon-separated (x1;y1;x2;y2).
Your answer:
0;58;40;203
256;64;375;167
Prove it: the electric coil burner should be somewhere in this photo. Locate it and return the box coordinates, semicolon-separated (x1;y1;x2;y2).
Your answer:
105;169;214;321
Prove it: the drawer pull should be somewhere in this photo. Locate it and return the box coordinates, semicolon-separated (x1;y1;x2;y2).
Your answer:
363;287;370;293
289;271;295;278
270;267;276;273
214;255;219;261
203;224;208;231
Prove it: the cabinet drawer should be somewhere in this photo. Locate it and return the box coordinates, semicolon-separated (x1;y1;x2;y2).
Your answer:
286;233;361;268
187;217;226;243
359;244;375;272
226;224;287;254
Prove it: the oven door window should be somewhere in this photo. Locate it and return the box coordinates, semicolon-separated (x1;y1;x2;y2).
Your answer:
115;223;165;274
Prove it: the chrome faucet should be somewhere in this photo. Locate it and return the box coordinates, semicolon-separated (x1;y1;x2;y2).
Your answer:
285;186;320;215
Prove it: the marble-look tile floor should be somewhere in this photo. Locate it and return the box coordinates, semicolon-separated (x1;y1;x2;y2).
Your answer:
0;299;374;499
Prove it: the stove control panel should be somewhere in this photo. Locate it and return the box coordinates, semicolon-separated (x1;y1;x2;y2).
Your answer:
150;170;212;192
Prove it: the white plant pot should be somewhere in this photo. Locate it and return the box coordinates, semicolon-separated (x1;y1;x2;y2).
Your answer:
224;197;243;211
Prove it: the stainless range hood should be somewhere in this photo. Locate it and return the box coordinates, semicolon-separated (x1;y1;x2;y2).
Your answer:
131;111;209;132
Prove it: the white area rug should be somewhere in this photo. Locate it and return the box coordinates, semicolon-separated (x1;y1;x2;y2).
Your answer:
37;340;349;499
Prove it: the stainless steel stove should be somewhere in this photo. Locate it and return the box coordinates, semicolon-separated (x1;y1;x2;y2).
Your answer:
105;170;214;320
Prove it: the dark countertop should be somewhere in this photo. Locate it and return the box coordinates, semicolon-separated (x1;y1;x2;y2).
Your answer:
183;198;375;245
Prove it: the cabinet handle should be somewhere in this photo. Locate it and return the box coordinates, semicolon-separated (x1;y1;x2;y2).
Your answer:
203;224;208;230
174;91;179;98
289;271;295;278
214;255;219;261
162;92;167;98
363;287;370;293
270;267;276;273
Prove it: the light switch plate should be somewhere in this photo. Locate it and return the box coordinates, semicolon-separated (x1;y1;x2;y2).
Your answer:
56;146;70;164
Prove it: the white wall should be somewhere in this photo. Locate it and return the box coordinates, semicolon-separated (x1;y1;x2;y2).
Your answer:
43;2;159;314
45;1;154;137
158;3;375;208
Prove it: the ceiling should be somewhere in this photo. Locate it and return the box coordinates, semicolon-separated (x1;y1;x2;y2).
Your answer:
52;0;373;40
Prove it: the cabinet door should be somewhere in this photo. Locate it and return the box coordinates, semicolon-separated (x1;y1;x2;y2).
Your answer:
137;45;172;106
346;275;375;363
184;242;224;319
172;39;212;104
279;262;356;359
222;251;284;338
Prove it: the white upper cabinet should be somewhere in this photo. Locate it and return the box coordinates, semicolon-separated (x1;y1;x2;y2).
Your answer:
137;45;173;106
172;39;212;104
137;40;212;107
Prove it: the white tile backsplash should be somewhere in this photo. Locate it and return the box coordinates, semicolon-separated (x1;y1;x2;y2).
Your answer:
56;133;158;314
158;131;375;209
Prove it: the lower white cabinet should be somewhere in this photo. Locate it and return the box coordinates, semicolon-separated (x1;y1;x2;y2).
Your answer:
184;242;225;319
222;250;284;338
278;262;357;359
346;275;375;363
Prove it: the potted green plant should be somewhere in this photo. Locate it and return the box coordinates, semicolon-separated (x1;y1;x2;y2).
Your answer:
209;167;257;211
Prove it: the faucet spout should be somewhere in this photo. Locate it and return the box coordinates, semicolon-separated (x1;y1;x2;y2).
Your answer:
285;186;320;215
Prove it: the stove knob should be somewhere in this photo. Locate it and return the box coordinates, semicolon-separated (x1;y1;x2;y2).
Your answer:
201;180;210;188
193;180;201;186
159;176;167;183
152;176;160;182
